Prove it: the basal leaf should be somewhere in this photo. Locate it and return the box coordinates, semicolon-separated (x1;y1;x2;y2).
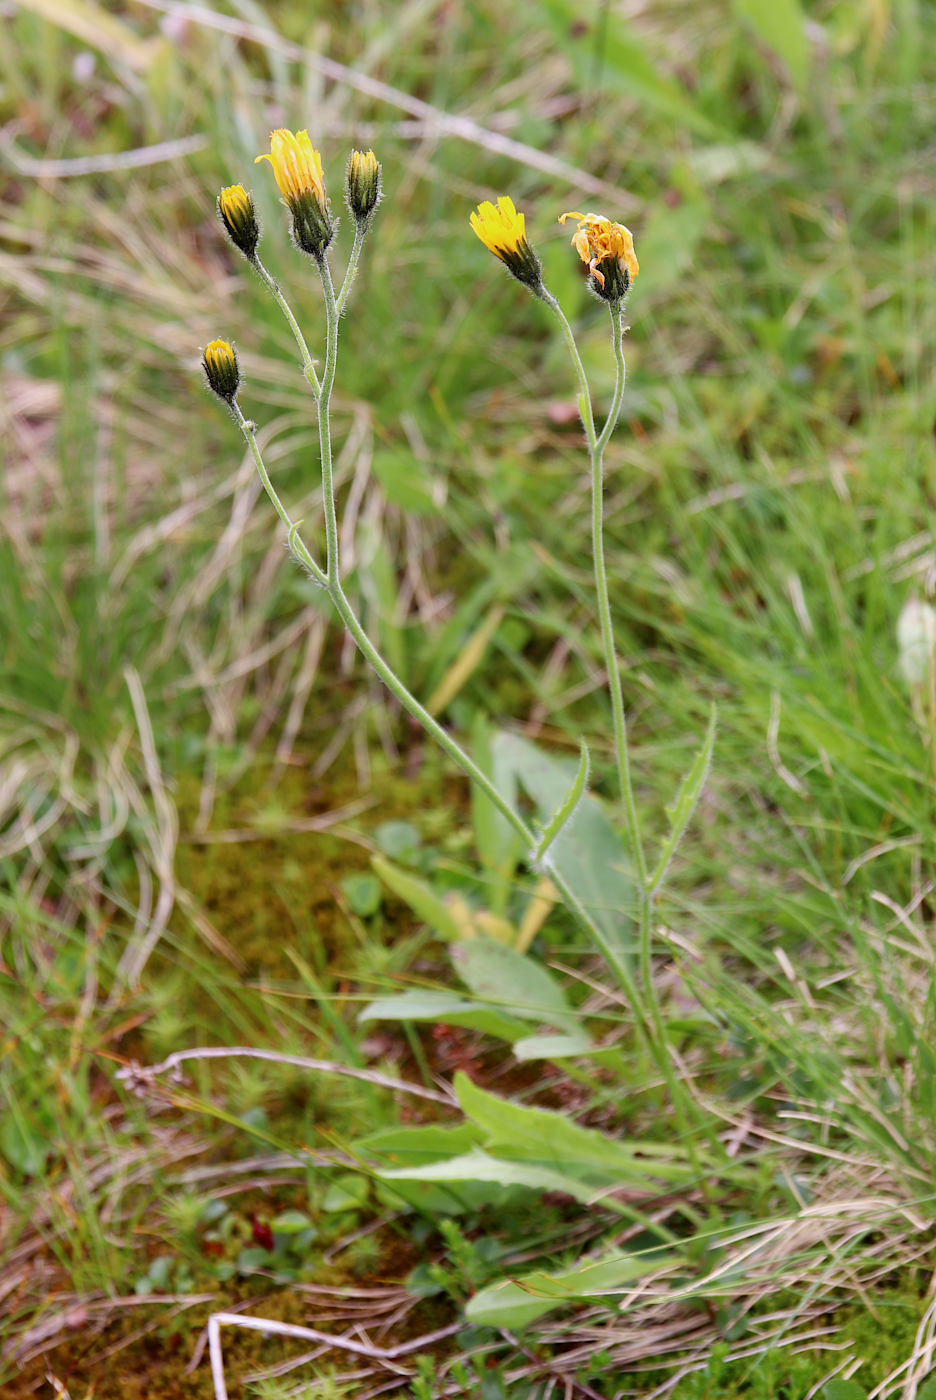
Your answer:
359;990;527;1042
465;1248;678;1328
451;938;578;1034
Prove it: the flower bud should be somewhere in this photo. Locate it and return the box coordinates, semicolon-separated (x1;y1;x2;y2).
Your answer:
202;339;240;401
218;184;260;259
346;149;381;224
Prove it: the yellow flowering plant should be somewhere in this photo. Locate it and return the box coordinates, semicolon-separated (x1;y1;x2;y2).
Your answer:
203;136;714;1130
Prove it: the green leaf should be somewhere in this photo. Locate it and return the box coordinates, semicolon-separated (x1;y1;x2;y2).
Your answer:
322;1173;370;1212
271;1210;314;1234
686;141;774;186
512;1031;593;1061
0;1113;49;1177
426;606;505;716
374;821;421;862
733;0;810;88
649;705;717;895
491;733;634;964
14;0;155;70
455;1073;700;1186
237;1247;272;1272
379;1147;598;1203
371;856;462;940
628;198;710;304
358;1122;483;1166
465;1249;677;1329
450;938;578;1034
359;529;407;680
822;1383;868;1400
406;1262;445;1298
341;872;382;918
359;989;528;1042
533;739;589;863
147;1255;174;1290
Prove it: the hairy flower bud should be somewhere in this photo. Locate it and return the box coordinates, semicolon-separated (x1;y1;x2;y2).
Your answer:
218;184;260;259
346;149;381;224
202;339;240;401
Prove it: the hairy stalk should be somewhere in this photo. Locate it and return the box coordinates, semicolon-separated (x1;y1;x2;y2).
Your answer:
230;402;326;587
251;256;321;396
543;289;712;1145
315;253;342;580
541;292;643;877
542;290;649;891
336;222;367;315
327;576;534;849
540;288;597;448
599;302;654;974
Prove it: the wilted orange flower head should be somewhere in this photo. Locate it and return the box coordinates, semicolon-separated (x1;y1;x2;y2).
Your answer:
559;211;639;300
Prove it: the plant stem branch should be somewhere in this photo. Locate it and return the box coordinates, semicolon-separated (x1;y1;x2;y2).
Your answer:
230;401;327;588
327;578;534;848
336;223;367;315
541;289;715;1145
252;256;321;397
541;289;596;448
315;253;342;581
544;292;646;886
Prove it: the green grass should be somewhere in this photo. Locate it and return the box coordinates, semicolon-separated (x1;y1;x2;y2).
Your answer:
4;0;936;1395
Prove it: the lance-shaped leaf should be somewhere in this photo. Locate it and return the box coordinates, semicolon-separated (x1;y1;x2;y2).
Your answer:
649;705;716;896
465;1247;679;1328
532;738;590;865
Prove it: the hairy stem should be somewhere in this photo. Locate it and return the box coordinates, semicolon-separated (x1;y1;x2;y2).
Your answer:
252;256;321;397
315;253;342;581
336;222;367;316
231;401;326;588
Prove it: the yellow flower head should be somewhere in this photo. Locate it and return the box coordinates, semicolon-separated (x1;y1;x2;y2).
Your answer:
218;183;259;258
559;211;639;301
202;339;240;402
256;129;325;207
470;196;542;291
255;129;334;257
346;149;381;223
